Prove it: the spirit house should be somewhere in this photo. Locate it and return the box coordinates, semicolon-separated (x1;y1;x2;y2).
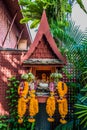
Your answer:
20;10;67;130
21;10;66;102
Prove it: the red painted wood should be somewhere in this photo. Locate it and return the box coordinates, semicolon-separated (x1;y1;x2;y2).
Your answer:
21;10;66;64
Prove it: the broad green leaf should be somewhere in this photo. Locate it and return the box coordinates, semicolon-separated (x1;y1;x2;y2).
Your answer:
30;19;40;28
20;17;30;23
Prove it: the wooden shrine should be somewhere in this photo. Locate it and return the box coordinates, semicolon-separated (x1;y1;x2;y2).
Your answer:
19;10;68;130
21;10;66;102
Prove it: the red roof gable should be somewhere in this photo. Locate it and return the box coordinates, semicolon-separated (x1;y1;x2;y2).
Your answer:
21;10;66;64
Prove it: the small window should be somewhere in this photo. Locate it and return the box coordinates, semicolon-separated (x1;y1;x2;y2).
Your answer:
18;39;27;50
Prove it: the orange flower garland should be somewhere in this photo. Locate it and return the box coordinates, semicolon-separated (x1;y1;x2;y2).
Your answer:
18;81;29;123
57;98;68;124
57;81;68;124
18;81;29;97
57;81;68;98
28;90;39;123
18;97;28;123
46;92;55;122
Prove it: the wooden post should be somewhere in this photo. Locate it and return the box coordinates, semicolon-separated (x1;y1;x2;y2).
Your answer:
14;28;24;48
2;11;17;47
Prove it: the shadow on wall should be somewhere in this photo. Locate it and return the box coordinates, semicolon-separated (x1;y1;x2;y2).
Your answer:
0;50;28;115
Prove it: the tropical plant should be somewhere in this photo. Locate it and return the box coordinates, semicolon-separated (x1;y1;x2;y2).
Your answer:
74;69;87;128
75;101;87;128
19;0;87;28
69;0;87;14
19;0;71;28
0;116;8;129
59;22;87;85
54;120;80;130
6;76;20;129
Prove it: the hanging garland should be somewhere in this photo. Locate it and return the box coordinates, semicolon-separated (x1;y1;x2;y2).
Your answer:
18;81;29;98
28;90;39;123
18;81;29;123
18;97;28;123
57;98;68;124
46;92;55;122
57;81;68;124
17;72;69;125
57;81;68;98
46;76;55;122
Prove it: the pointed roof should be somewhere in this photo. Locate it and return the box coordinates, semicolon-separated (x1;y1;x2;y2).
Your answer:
21;10;66;64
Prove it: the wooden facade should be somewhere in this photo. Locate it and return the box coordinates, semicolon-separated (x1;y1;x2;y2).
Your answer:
0;0;31;48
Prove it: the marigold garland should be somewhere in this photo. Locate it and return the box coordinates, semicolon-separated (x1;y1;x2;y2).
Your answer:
57;98;68;123
18;97;28;123
18;81;29;97
57;81;68;98
46;92;55;122
18;81;29;124
28;90;39;122
57;81;68;124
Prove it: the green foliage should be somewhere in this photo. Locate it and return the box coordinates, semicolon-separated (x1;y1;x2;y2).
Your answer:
54;120;80;130
62;67;74;80
69;0;87;14
76;0;87;14
75;103;87;128
19;0;71;29
6;76;19;129
60;21;87;84
74;70;87;128
0;116;8;129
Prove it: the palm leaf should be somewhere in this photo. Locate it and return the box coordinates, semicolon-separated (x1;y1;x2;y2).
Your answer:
75;110;87;115
80;116;87;125
76;0;87;14
75;104;87;109
75;103;87;127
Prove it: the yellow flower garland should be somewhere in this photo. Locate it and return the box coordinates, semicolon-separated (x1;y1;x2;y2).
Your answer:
18;81;29;97
57;81;68;98
57;98;68;124
46;92;55;122
18;81;29;123
57;81;68;124
28;90;39;123
18;97;28;123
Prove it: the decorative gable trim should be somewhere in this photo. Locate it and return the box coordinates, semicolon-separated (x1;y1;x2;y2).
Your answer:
21;10;66;65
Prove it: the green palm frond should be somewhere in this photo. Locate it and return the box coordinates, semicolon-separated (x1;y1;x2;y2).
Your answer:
75;104;87;128
55;120;80;130
79;96;87;102
76;0;87;14
69;0;87;14
51;20;87;85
